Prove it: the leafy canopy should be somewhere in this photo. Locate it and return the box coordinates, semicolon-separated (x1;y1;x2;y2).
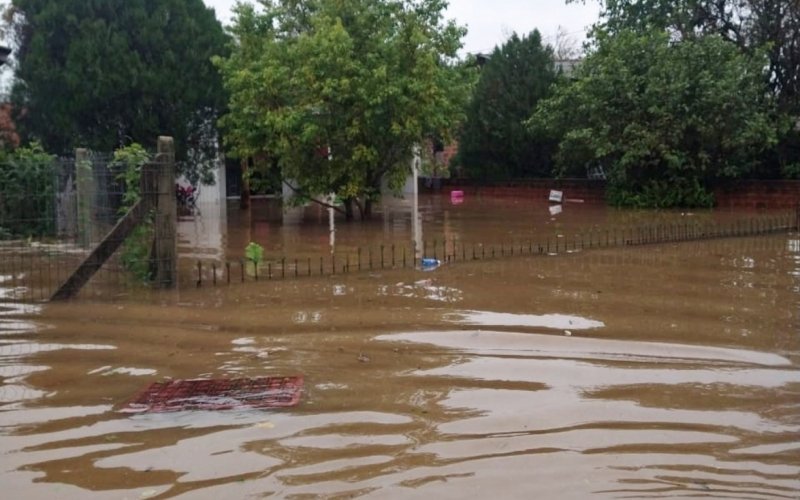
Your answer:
111;143;150;210
109;143;154;281
8;0;229;159
457;30;559;180
574;0;799;114
531;30;777;208
216;0;475;217
571;0;800;175
0;142;56;237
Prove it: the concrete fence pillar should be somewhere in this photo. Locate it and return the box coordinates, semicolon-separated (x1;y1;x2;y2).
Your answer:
75;148;94;247
154;136;177;288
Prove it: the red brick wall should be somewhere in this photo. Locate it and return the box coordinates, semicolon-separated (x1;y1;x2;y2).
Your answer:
714;181;800;209
429;179;607;204
427;179;800;209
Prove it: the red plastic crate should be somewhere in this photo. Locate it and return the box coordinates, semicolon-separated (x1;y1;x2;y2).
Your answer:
121;376;304;413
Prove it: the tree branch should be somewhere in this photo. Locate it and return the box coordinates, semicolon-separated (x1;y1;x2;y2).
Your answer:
282;180;346;215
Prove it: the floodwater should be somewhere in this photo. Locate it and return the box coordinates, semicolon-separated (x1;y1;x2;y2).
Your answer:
1;194;799;499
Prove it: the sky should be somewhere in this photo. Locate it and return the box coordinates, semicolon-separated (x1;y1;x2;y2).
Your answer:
203;0;602;55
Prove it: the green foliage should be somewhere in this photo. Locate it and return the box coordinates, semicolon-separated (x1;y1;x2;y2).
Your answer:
110;143;153;281
575;0;718;38
606;178;715;208
216;0;475;218
571;0;800;174
782;162;800;180
245;241;264;276
457;30;559;180
8;0;229;161
418;144;450;179
772;126;800;179
531;30;777;208
245;242;264;264
245;242;264;265
0;142;57;237
119;224;154;283
584;1;799;108
244;158;282;195
111;143;150;210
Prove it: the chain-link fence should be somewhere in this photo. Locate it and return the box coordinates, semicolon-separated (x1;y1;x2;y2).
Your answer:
1;139;177;302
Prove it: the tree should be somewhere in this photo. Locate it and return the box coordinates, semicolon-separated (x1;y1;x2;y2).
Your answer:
216;0;474;219
0;104;21;149
578;0;799;111
531;30;777;208
6;0;229;164
553;25;582;60
456;30;559;180
571;0;800;174
0;142;56;237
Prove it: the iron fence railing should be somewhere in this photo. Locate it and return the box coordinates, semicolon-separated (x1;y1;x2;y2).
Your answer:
185;210;798;289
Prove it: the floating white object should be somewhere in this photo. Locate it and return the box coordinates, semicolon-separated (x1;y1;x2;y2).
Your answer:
549;190;563;203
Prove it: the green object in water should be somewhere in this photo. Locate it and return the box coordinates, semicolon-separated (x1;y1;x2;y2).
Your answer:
245;242;264;265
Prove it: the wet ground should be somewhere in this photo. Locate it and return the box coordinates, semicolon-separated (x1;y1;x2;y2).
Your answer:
1;195;799;499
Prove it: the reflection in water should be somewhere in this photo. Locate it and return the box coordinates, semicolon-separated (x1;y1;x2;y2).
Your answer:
445;310;605;330
381;280;463;303
1;208;799;498
86;366;157;377
381;330;791;367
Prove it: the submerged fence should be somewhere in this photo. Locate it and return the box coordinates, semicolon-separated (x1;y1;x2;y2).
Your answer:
1;150;798;302
0;139;177;302
187;209;800;288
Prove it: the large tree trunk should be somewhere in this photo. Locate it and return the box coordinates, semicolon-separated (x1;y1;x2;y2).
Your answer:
344;198;354;221
358;177;382;220
362;198;373;219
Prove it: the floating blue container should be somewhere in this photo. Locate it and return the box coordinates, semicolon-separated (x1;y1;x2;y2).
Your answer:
421;258;441;270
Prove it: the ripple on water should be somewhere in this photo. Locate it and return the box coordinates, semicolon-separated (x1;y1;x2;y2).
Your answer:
0;299;43;335
444;311;605;330
86;366;157;377
0;301;42;317
0;343;116;360
0;232;798;499
379;330;792;366
0;318;42;335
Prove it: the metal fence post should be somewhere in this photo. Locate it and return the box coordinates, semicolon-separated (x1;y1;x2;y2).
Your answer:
796;203;800;231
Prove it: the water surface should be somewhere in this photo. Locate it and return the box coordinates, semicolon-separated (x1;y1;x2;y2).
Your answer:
1;196;798;499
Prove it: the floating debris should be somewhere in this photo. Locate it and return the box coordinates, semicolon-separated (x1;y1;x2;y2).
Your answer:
121;376;304;414
421;258;441;271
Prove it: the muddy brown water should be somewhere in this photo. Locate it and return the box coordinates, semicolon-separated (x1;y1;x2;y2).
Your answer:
1;195;799;499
